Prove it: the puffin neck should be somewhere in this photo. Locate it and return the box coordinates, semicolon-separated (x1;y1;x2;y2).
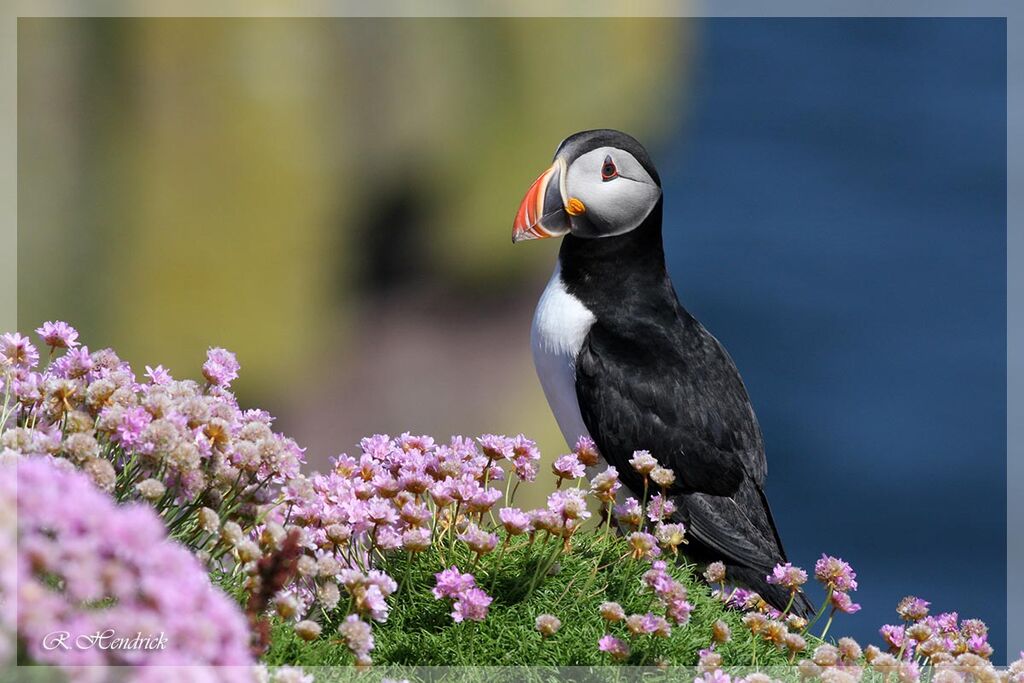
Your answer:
557;199;668;298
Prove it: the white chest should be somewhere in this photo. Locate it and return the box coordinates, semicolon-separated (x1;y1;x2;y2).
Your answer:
530;262;596;450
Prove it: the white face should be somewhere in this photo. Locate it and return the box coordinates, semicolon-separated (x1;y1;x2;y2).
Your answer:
564;146;662;238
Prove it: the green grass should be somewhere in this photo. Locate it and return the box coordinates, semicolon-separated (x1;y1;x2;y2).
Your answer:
262;530;802;668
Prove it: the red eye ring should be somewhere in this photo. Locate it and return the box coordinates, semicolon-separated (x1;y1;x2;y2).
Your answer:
601;155;618;181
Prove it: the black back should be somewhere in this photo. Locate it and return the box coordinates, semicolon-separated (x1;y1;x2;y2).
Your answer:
561;197;810;614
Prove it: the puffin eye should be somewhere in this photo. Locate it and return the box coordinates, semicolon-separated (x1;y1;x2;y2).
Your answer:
600;156;618;181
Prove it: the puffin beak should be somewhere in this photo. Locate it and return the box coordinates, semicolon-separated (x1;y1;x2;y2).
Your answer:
512;158;572;243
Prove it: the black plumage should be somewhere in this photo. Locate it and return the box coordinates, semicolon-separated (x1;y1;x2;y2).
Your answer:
552;131;812;616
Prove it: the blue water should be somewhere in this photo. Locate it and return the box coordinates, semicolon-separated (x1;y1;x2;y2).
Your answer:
659;19;1007;657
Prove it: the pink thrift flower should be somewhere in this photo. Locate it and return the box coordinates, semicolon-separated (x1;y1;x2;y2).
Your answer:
467;486;502;513
666;596;694;625
202;347;239;387
365;497;399;525
628;450;658;475
626;531;661;560
598;634;630;661
654;522;687;552
144;364;172;384
613;497;642;529
723;588;759;611
0;332;39;370
113;405;152;448
63;345;93;378
600;602;626;622
8;458;252;668
477;434;514;461
458;523;498;555
402;527;432;553
931;611;959;633
530;508;561;534
815;554;858;592
767;562;808;590
967;635;992;657
338;614;374;659
831;590;861;614
535;613;561;637
358;584;390;622
704;561;726;584
547;488;590;522
881;624;907;652
629;612;670;637
432;566;476;599
590;466;621;502
35;321;79;350
397;432;435;453
450;475;482;503
646;493;677;522
510;434;541;481
451;586;492;623
960;618;988;638
552;453;585;480
499;507;532;535
897;596;931;622
429;479;455;507
573;435;600;466
900;660;921;683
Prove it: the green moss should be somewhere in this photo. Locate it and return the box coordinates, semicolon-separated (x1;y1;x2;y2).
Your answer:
262;530;802;668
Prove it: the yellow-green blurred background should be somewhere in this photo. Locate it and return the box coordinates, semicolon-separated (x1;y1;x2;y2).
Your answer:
17;18;691;492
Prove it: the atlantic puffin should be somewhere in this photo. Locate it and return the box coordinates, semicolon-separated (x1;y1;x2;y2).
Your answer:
512;129;812;616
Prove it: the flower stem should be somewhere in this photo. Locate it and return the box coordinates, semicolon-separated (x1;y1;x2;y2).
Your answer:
819;608;837;640
803;587;833;634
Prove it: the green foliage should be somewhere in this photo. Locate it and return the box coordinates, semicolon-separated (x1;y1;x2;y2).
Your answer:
262;530;798;668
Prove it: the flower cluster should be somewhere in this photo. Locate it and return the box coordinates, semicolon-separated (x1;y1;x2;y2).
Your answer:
596;560;694;663
814;554;861;616
0;323;304;553
3;456;253;672
5;322;1023;674
703;555;1020;683
879;597;994;664
251;426;624;661
433;567;493;623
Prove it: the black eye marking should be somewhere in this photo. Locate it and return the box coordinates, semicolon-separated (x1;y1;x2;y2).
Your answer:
601;155;618;181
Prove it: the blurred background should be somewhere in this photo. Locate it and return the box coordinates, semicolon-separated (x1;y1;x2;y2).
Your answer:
18;18;1007;658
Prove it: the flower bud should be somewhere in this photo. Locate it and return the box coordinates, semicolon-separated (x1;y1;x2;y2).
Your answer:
294;620;322;641
274;593;299;620
535;614;561;637
198;507;220;534
221;521;244;546
135;478;166;501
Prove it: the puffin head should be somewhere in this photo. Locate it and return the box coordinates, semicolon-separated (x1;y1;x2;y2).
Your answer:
512;129;662;243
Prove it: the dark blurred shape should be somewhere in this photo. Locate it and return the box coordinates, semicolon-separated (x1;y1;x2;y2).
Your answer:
350;169;434;299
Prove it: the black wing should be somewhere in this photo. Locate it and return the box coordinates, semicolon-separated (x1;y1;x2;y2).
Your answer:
574;308;788;574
